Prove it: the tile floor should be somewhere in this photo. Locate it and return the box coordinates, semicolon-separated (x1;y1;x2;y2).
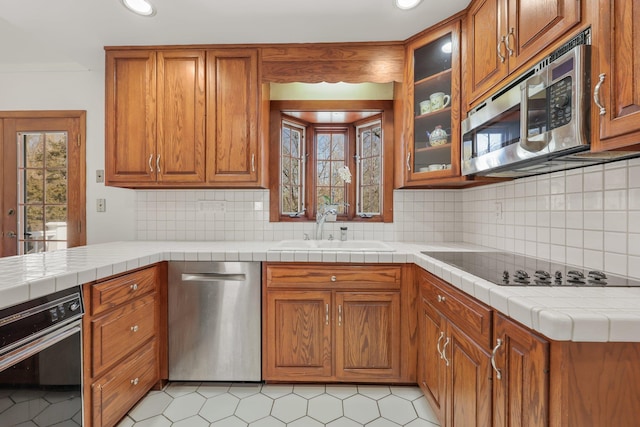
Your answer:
117;382;441;427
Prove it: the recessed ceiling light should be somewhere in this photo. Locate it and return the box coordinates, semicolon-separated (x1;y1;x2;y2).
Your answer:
121;0;156;16
395;0;423;10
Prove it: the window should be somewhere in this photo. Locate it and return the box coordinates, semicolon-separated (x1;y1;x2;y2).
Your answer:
269;101;394;222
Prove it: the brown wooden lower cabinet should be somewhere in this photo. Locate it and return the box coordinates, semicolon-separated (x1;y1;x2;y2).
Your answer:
418;266;640;427
418;269;492;427
83;263;168;427
263;263;414;383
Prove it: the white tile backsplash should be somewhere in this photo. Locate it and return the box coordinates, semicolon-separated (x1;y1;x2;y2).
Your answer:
135;158;640;278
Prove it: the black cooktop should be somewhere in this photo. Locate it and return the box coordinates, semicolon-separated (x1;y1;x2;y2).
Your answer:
421;251;640;287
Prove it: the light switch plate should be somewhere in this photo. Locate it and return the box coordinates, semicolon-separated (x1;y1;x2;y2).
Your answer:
96;169;104;183
97;198;106;212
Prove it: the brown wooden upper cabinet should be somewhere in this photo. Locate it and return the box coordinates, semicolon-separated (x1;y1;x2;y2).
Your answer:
590;0;640;152
105;47;262;188
464;0;580;107
402;19;464;187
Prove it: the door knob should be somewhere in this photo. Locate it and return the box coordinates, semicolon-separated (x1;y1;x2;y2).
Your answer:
6;231;16;238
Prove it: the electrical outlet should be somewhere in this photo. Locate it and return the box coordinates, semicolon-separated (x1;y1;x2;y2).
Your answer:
197;201;226;212
494;201;503;221
96;169;104;183
97;198;106;212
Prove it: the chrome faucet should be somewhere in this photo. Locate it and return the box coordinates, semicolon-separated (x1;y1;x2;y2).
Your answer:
315;206;337;240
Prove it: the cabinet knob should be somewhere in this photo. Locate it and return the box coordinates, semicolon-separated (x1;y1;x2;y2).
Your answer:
130;378;139;385
437;294;446;303
130;325;139;332
331;275;337;282
130;283;139;291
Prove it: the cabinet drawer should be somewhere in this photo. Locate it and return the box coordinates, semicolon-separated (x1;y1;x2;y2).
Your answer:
92;266;157;315
266;263;402;290
92;339;158;427
92;293;156;376
419;270;492;350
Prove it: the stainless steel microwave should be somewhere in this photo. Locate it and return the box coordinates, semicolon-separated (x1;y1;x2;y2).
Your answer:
461;41;594;177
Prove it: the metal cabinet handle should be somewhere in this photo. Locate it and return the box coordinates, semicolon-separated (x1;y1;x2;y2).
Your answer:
130;283;138;291
442;337;450;366
148;154;154;173
130;325;139;332
594;73;606;116
130;378;139;385
436;331;445;359
491;338;503;380
325;303;329;325
497;36;507;63
251;153;256;172
338;305;343;326
406;152;411;171
506;28;515;56
156;154;161;174
437;294;446;303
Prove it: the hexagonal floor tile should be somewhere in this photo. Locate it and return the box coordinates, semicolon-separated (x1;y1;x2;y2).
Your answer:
128;392;172;421
413;396;440;424
378;394;417;425
390;386;424;400
171;415;210;427
229;383;262;398
163;392;206;422
248;415;285;427
116;416;134;427
308;394;343;424
235;393;274;423
288;416;324;427
406;419;440;427
367;418;401;427
211;415;248;427
200;393;240;422
357;385;391;400
271;393;307;423
325;384;358;399
260;384;293;399
197;383;231;398
293;384;325;399
343;394;380;424
131;415;171;427
327;417;362;427
165;382;201;398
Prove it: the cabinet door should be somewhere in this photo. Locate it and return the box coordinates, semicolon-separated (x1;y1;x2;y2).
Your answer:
206;49;260;185
265;290;332;380
445;324;492;427
493;314;549;427
404;20;464;187
335;292;401;380
418;298;446;425
591;0;640;151
105;50;157;184
506;0;580;71
156;50;206;183
465;0;508;104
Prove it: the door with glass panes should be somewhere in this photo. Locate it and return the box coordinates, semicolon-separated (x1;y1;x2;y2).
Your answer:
1;114;86;257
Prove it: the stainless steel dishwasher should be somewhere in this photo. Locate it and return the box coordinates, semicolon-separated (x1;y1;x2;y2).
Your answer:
168;261;261;381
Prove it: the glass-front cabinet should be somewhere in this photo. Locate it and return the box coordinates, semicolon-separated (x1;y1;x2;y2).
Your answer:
403;19;463;186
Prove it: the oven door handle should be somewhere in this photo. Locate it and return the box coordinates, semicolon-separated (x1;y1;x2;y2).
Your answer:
0;320;81;372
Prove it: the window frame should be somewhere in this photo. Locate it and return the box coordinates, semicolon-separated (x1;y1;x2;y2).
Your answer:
269;100;394;223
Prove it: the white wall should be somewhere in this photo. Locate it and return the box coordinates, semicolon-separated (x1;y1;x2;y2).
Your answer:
0;67;136;244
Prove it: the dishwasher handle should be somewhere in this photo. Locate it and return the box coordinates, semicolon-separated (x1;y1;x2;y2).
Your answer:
181;273;247;282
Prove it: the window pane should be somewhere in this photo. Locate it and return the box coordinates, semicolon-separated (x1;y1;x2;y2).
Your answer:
45;132;67;168
317;135;330;160
24;134;44;168
372;127;381;156
25;170;44;203
280;121;305;216
357;120;382;216
282;160;291;186
24;206;44;235
362;131;371;158
330;135;344;160
291;160;299;186
317;160;330;185
361;186;381;214
46;170;67;204
46;205;67;225
291;130;300;158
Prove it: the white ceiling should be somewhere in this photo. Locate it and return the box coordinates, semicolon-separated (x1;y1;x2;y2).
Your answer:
0;0;469;72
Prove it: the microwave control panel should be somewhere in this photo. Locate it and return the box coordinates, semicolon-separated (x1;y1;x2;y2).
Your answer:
548;76;572;130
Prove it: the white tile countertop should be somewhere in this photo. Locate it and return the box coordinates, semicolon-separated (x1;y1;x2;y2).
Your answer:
1;240;640;343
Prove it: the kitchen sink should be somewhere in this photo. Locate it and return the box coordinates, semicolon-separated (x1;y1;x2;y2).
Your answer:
269;240;395;252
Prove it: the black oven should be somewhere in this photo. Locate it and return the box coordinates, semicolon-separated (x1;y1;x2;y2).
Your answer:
0;286;84;426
